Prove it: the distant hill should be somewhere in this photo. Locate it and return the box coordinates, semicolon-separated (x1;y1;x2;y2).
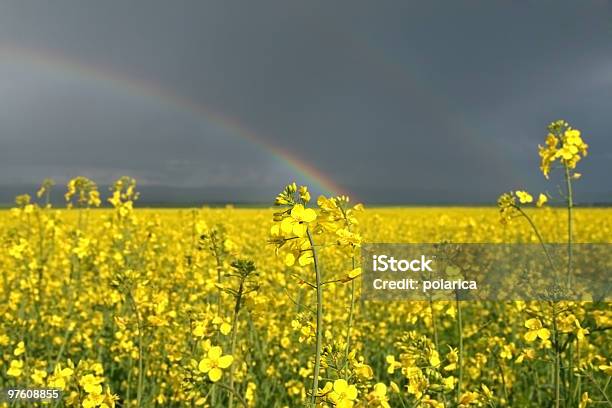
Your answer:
0;184;278;207
1;184;610;207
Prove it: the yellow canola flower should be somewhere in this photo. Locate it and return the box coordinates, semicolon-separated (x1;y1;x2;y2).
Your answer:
421;396;445;407
9;239;29;260
458;391;479;406
343;267;362;282
280;204;317;237
499;344;514;360
82;393;105;408
428;349;441;367
385;355;402;374
515;191;533;204
282;237;313;267
579;392;591;408
335;228;362;247
598;363;612;376
220;322;232;335
80;374;104;395
524;318;551;342
389;381;400;394
539;133;558;178
443;376;455;390
444;347;459;371
245;382;257;406
13;341;26;356
317;381;333;396
198;346;233;382
328;379;358;408
31;369;47;385
353;361;374;379
299;185;311;203
7;360;24;377
406;368;428;398
367;383;391;408
516;348;536;364
536;193;548;207
48;364;74;390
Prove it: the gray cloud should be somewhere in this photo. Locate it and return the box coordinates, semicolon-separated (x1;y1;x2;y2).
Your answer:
0;0;611;204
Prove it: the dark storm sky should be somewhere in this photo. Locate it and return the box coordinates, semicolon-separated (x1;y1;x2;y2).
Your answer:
1;1;611;204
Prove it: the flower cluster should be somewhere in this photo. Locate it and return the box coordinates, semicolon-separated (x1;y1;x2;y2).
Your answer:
65;176;101;208
539;120;588;178
496;190;547;223
316;195;363;248
108;176;139;218
270;183;317;266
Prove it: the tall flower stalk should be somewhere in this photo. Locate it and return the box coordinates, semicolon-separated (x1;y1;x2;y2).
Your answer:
107;177;146;407
539;120;587;289
498;119;589;408
317;195;363;374
270;184;362;407
270;183;321;406
224;259;258;408
305;228;323;407
455;294;463;403
499;191;562;406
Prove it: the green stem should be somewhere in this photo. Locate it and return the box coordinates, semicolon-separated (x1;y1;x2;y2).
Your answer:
494;352;509;403
36;211;45;321
344;254;356;379
215;383;248;407
212;235;223;311
128;291;144;408
431;291;445;406
429;300;439;353
533;366;542;406
564;165;573;289
397;395;409;408
307;229;323;408
575;340;582;404
54;247;81;366
551;302;560;408
456;294;463;403
515;206;556;273
339;204;357;376
586;372;612;405
126;356;133;408
567;342;573;407
228;279;244;408
344;280;355;370
428;258;439;355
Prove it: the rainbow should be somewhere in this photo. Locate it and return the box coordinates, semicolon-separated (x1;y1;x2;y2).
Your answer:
0;43;346;197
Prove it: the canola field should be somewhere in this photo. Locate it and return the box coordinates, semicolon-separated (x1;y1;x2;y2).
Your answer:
0;122;611;407
1;194;611;407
